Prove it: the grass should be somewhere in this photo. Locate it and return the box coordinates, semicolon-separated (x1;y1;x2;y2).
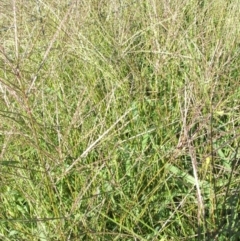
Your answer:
0;0;239;240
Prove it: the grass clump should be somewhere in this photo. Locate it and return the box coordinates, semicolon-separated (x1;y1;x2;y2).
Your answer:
0;0;239;240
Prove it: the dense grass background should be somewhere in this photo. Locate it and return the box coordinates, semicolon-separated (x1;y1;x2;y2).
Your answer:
0;0;239;240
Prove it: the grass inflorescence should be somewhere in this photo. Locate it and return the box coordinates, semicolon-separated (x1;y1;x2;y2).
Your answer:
0;0;239;240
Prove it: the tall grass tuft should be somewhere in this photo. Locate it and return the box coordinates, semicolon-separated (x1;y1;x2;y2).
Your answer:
0;0;239;240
